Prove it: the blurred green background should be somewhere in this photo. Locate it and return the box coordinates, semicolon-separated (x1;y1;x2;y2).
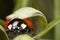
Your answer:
0;0;60;40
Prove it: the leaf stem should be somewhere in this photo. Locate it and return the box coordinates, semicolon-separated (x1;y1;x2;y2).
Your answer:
33;17;60;39
13;0;30;11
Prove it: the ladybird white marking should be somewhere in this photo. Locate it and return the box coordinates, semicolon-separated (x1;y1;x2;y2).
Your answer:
21;23;27;29
18;30;20;32
18;27;20;29
13;26;16;29
13;21;19;26
8;24;12;30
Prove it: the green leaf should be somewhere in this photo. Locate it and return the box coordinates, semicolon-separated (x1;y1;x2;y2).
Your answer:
0;20;5;27
0;25;9;40
32;16;47;35
13;34;34;40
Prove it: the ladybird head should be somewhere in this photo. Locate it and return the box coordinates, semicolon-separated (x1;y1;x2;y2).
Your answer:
4;18;34;34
